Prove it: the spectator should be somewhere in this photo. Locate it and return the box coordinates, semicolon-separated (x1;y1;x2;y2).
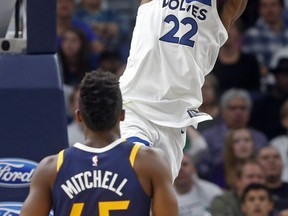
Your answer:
224;128;256;187
242;0;288;90
210;160;266;216
58;28;95;86
270;99;288;181
66;85;85;146
241;183;274;216
75;0;130;55
249;49;288;139
98;50;125;77
198;74;221;132
208;127;256;189
174;152;222;216
197;89;268;179
211;20;261;95
257;146;288;213
57;0;103;53
184;126;208;164
240;1;260;30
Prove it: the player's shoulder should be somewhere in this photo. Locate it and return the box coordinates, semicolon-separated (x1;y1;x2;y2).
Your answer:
36;154;58;176
137;145;166;161
29;153;59;190
136;145;170;174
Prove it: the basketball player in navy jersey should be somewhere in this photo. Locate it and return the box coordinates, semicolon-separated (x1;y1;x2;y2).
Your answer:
20;71;178;216
119;0;248;179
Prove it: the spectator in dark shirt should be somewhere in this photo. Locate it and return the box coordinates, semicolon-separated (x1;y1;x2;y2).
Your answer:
242;0;288;91
75;0;131;57
58;28;95;86
249;50;288;139
257;146;288;214
57;0;104;53
212;20;261;95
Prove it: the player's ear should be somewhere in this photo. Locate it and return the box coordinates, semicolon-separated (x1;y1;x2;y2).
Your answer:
120;109;125;121
75;109;83;123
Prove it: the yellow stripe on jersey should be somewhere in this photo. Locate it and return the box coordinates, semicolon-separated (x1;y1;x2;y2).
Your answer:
69;203;84;216
129;144;141;167
56;150;64;172
99;200;130;216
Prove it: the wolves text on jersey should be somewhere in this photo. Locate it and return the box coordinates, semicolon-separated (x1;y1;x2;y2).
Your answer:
61;170;128;199
162;0;208;21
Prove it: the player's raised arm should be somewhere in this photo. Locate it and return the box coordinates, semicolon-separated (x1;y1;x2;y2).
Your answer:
218;0;248;31
20;155;57;216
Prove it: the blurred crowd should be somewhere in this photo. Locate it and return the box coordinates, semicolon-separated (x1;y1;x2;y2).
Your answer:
57;0;288;216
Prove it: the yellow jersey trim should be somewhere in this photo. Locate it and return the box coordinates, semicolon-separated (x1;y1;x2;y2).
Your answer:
56;150;64;172
129;144;141;167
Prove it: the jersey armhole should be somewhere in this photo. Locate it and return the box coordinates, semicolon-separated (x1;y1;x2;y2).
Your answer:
56;150;65;172
212;0;228;43
129;144;142;168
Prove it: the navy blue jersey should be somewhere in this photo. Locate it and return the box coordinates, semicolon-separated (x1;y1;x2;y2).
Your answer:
52;139;151;216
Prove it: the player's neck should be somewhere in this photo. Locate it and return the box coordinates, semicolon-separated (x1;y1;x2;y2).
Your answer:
84;129;121;148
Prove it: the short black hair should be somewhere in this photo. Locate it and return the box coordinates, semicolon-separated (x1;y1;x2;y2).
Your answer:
79;70;122;131
241;183;272;203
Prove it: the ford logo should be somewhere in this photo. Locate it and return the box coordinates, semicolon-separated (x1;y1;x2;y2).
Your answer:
0;202;54;216
0;202;22;216
0;158;38;187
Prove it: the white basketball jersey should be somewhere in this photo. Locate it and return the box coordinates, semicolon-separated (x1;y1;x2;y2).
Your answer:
120;0;228;127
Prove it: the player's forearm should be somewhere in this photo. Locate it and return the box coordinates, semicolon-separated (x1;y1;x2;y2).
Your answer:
152;193;179;216
232;0;248;21
220;0;248;31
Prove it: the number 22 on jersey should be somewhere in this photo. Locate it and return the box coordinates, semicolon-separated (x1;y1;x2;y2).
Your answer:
69;200;130;216
159;14;198;47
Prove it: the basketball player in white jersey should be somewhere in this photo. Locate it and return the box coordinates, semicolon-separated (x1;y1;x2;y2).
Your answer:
119;0;248;179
